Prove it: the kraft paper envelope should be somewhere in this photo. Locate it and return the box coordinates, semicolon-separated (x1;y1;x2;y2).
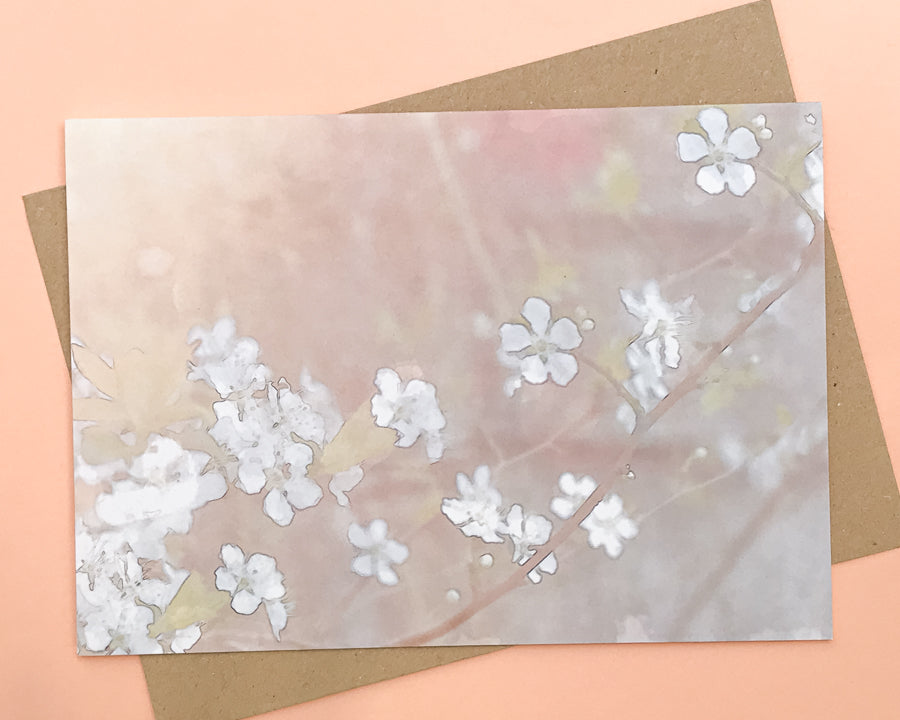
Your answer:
23;2;899;719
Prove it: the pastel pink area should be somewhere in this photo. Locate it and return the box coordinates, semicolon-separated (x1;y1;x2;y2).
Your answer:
0;1;898;719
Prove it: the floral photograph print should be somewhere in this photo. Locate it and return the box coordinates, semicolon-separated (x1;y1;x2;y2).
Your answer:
65;104;830;654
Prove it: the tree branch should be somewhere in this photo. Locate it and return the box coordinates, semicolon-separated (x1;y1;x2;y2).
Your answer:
392;229;824;647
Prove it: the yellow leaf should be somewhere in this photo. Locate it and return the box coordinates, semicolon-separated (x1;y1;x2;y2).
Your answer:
73;397;126;425
595;337;633;383
80;424;140;464
72;345;118;397
148;573;229;636
596;150;640;215
527;230;577;300
311;401;397;477
700;366;759;415
700;383;735;414
775;404;794;428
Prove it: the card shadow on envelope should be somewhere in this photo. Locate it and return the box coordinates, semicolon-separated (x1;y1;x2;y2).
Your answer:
22;2;899;720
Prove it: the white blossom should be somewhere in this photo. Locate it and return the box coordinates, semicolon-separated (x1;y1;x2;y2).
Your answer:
504;504;553;564
169;623;203;653
328;465;365;507
615;402;637;434
677;107;761;196
77;572;164;654
94;435;227;559
750;114;773;140
298;369;344;444
620;281;693;371
579;493;638;559
187;317;269;398
261;442;322;527
738;274;782;313
623;342;669;412
527;553;558;584
75;521;195;654
550;472;598;519
348;519;409;586
802;143;824;220
441;465;506;543
211;383;327;493
370;368;446;462
215;544;287;640
498;297;582;395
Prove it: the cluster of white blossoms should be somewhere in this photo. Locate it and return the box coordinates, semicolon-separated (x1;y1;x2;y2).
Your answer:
441;466;640;582
74;431;226;653
551;473;638;558
72;106;823;651
73;315;453;652
618;281;694;414
371;368;447;462
441;465;557;583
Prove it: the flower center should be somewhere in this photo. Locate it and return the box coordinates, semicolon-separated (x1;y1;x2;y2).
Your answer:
529;337;558;362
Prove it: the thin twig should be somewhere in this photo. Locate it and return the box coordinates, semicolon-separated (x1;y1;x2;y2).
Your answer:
580;355;642;416
634;466;740;524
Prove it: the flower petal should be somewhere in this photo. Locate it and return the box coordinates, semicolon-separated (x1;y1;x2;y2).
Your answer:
472;465;492;488
557;472;576;494
604;493;625;516
520;355;549;384
284;476;323;511
425;433;445;463
351;554;374;577
376;565;399;586
246;552;278;577
617;517;639;540
384;539;409;564
521;297;551;336
171;624;202;653
546;352;578;386
348;522;372;549
726;127;761;160
329;465;364;507
368;519;388;542
697;107;728;146
499;323;533;352
723;161;756;197
662;336;681;369
216;568;238;593
373;368;402;400
548;318;582;351
550;496;576;519
263;489;295;527
253;574;286;602
441;498;469;525
695;164;726;195
603;535;625;559
220;543;245;571
231;589;262;615
264;600;288;641
676;132;710;162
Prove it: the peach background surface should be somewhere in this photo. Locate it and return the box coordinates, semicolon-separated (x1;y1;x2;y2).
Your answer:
0;1;898;718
